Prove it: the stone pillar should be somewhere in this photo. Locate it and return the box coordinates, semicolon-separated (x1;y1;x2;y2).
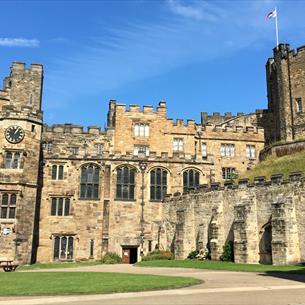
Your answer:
233;200;259;264
175;198;196;259
271;197;300;265
209;204;225;260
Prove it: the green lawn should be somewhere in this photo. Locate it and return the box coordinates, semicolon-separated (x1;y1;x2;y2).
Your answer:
239;150;305;181
137;260;305;273
19;261;102;270
0;272;200;296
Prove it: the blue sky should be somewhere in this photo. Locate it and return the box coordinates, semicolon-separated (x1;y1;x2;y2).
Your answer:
1;0;305;127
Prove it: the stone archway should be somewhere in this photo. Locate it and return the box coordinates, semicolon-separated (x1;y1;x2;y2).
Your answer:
259;221;272;264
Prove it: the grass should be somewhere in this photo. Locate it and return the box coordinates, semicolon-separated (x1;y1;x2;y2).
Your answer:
19;261;102;270
0;272;200;296
239;150;305;181
137;260;305;273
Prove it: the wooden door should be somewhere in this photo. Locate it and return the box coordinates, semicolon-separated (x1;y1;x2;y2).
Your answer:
122;248;130;264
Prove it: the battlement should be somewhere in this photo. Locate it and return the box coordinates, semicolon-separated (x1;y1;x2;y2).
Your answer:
201;111;248;125
164;171;304;201
271;43;305;62
200;124;264;135
43;123;104;135
113;100;167;115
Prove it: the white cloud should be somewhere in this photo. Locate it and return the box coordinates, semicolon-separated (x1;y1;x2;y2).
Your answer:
0;38;39;47
166;0;219;22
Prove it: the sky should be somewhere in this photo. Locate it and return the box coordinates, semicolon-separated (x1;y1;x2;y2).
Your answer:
1;0;305;128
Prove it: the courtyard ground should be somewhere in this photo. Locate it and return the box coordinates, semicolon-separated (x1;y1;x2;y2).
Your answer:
0;263;305;305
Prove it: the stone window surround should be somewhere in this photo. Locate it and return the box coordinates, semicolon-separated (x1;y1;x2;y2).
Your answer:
220;143;235;157
80;164;100;200
115;165;136;201
52;234;75;261
150;167;168;201
50;197;71;217
0;192;17;219
246;144;256;159
51;164;65;180
3;150;23;169
222;167;236;180
183;168;200;192
134;123;149;137
296;97;303;113
173;138;184;152
94;143;103;155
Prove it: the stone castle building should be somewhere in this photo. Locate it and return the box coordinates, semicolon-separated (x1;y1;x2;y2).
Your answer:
0;43;304;265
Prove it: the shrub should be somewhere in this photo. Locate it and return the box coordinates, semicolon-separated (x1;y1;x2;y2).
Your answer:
220;241;234;262
101;252;122;264
187;250;199;259
141;250;174;261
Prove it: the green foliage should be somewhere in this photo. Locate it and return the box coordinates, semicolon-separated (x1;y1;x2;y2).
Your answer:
220;241;234;262
141;250;174;261
187;250;199;259
101;252;122;264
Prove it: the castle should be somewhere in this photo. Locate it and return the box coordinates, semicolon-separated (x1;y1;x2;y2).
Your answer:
0;44;304;265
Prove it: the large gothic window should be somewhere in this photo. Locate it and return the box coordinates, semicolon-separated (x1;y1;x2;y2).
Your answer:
150;168;167;201
116;166;136;200
183;169;200;192
80;164;100;199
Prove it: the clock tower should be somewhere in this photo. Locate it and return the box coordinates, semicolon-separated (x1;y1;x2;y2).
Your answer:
0;62;43;264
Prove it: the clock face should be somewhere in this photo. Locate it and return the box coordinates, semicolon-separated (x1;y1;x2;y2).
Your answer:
5;125;25;144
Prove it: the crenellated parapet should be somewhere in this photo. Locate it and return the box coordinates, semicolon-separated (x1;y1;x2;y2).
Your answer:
163;171;305;264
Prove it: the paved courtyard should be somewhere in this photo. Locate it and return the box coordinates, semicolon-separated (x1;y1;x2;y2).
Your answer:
1;264;305;305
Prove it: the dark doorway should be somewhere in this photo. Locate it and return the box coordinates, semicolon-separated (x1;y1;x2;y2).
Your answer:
122;247;138;264
259;223;273;264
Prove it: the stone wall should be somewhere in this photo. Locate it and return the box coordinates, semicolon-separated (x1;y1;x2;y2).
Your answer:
265;44;305;144
162;174;305;265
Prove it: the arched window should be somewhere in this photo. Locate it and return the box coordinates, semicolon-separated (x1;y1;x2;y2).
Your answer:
183;169;200;192
80;164;100;199
116;166;136;200
150;168;167;201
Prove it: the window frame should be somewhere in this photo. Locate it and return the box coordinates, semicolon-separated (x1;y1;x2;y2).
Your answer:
4;151;22;169
0;193;17;219
51;164;64;180
94;143;103;155
173;138;184;152
115;166;136;201
222;167;236;180
220;143;235;157
183;169;200;192
50;197;71;216
80;164;100;200
246;144;256;159
296;97;303;113
53;235;74;261
150;168;168;201
134;123;149;137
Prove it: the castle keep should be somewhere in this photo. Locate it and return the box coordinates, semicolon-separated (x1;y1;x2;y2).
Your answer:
0;43;304;265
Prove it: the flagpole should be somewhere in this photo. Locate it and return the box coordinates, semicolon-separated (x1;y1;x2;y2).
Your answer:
275;7;279;47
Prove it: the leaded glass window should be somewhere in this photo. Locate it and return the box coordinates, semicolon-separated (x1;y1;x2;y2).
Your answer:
183;169;200;192
80;164;100;199
0;193;17;219
150;168;167;201
116;166;136;200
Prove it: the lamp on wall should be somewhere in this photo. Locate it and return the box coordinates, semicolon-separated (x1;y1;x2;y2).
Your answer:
139;161;147;257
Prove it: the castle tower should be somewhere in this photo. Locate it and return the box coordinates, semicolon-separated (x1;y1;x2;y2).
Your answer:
0;62;43;264
266;44;305;143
